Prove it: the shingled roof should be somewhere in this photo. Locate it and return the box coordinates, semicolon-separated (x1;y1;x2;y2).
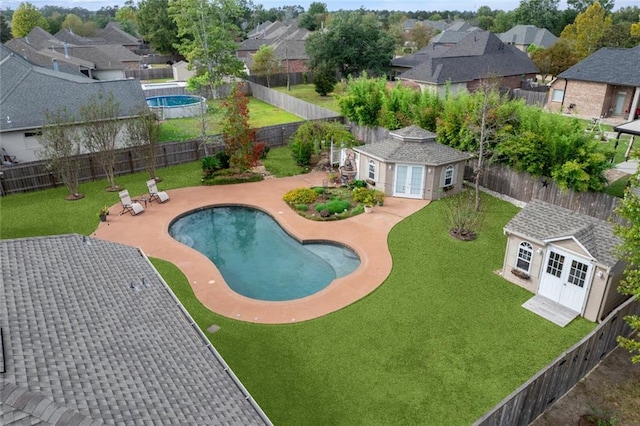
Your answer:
0;234;271;425
557;46;640;86
354;125;472;165
0;45;146;132
394;31;538;84
504;199;621;268
498;25;558;49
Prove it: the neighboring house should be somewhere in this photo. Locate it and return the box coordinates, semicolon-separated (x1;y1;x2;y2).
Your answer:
502;200;627;323
59;44;142;78
393;31;539;96
239;21;311;75
0;234;271;424
547;45;640;120
4;37;94;77
0;44;147;162
351;125;472;200
95;21;143;51
172;60;196;81
498;25;558;53
402;18;448;33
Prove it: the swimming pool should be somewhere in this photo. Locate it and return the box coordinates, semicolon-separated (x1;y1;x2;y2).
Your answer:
169;206;361;301
146;94;206;119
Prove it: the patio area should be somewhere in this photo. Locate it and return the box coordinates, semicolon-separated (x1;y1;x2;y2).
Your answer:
93;171;428;324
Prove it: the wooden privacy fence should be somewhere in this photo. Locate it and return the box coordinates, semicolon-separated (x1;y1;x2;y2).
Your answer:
0;121;332;195
247;81;340;120
468;162;620;221
125;68;174;80
511;88;548;107
474;297;639;426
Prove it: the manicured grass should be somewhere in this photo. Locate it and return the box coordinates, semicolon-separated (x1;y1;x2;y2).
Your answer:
604;176;630;197
261;146;306;177
150;193;594;426
158;97;303;142
1;159;595;424
273;83;344;113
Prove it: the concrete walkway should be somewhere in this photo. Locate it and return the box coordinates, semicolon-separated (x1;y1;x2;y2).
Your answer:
93;171;428;324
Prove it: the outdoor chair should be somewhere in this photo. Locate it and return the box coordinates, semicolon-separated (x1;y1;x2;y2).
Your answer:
146;179;170;204
119;189;144;216
2;147;17;165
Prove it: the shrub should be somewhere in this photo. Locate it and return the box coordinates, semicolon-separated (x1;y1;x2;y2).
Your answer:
349;179;367;189
289;137;314;166
215;151;230;169
352;187;377;205
315;199;350;214
295;203;308;211
254;142;270;160
202;173;263;185
201;156;221;179
283;188;318;204
313;187;326;196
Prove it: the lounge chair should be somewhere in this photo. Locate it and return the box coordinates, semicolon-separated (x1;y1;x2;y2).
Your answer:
146;179;170;204
119;189;144;216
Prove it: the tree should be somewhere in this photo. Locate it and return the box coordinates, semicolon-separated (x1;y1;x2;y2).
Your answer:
598;22;640;48
11;2;49;38
38;108;84;200
169;0;245;96
613;166;640;364
0;12;12;43
513;0;561;32
115;6;138;36
407;22;435;51
137;0;179;54
306;11;394;78
561;2;613;61
631;14;640;36
125;107;160;181
251;44;280;87
530;39;578;79
313;61;337;96
567;0;615;14
221;84;256;170
61;13;84;34
297;2;327;31
490;10;516;33
80;91;123;191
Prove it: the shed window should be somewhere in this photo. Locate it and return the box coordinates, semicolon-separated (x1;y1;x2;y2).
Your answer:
368;160;376;180
516;242;533;272
443;165;454;187
552;89;564;102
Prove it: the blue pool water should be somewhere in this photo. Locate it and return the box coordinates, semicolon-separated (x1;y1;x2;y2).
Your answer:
168;206;360;301
146;95;202;107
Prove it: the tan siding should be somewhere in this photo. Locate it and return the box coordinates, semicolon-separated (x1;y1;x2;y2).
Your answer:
599;262;630;320
551;239;590;258
502;235;541;294
583;268;606;321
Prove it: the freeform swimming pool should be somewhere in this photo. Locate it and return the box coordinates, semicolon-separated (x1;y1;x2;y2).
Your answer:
169;206;361;301
146;95;206;119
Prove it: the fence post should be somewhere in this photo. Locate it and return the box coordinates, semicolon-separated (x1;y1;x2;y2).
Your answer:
128;150;135;174
163;145;169;167
49;171;56;188
88;157;97;181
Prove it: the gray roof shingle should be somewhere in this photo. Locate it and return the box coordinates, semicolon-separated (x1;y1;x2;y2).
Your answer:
498;25;558;49
504;199;621;267
0;45;147;132
354;125;472;165
394;31;538;84
557;45;640;86
0;234;271;425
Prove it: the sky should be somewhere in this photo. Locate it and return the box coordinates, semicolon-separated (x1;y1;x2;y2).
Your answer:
1;0;637;13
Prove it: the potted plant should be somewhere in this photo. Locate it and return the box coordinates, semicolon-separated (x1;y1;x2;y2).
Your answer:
374;191;385;206
98;206;109;222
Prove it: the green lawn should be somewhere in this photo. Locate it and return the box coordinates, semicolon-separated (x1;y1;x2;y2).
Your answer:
0;158;595;424
158;97;303;142
274;83;344;113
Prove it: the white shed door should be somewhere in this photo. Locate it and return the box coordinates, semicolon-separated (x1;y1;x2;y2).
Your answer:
539;249;591;313
393;165;424;198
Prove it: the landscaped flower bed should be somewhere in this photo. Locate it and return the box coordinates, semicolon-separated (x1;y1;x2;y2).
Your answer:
283;186;364;220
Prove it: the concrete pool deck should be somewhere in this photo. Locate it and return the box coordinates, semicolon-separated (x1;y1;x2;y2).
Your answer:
93;171;429;324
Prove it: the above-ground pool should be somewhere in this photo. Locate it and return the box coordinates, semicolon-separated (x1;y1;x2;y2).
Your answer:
169;206;361;301
146;94;206;119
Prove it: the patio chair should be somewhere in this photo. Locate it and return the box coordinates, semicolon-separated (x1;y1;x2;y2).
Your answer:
2;147;17;165
119;189;144;216
146;179;170;204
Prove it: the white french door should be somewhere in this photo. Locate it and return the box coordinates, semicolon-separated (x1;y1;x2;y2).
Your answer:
393;164;424;198
538;248;591;313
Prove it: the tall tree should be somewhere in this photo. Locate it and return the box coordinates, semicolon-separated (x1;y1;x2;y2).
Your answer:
567;0;615;14
407;22;435;50
38;108;84;200
61;13;84;34
80;91;123;191
297;2;327;31
221;84;256;170
613;166;640;364
306;11;394;78
0;12;12;42
125;107;160;181
251;44;280;87
137;0;179;54
11;2;49;37
561;1;613;61
530;39;578;79
115;6;138;36
169;0;245;96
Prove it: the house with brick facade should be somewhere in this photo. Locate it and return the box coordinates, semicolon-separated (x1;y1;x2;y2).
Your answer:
392;31;538;96
547;45;640;121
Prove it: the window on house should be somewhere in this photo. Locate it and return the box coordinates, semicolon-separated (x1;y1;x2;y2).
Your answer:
368;160;376;180
443;165;454;187
552;89;564;102
516;242;533;272
546;251;565;277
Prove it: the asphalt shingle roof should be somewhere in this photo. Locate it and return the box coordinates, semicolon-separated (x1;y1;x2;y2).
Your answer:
498;25;558;49
504;199;621;267
354;125;472;165
394;31;538;84
557;45;640;86
0;234;271;425
0;45;147;132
